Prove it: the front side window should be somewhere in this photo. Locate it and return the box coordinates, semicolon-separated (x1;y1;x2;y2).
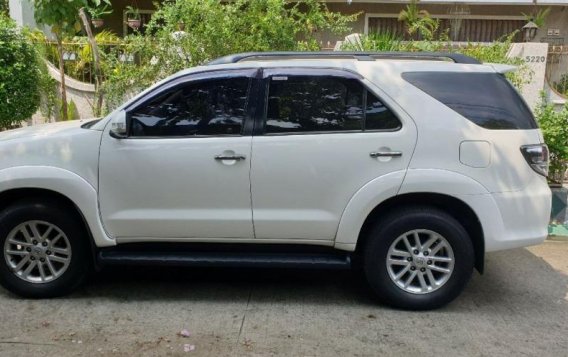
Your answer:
130;77;250;137
265;75;400;134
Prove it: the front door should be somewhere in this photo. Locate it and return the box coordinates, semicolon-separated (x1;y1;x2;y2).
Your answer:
250;68;417;241
99;69;258;240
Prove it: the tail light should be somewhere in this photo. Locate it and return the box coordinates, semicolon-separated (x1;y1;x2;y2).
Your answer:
520;144;549;177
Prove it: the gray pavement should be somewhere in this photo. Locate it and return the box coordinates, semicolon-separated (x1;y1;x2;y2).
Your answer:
0;241;567;356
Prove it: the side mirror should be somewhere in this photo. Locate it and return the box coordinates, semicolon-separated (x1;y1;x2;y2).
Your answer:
109;111;128;139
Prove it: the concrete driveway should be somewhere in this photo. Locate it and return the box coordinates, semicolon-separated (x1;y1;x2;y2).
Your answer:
0;241;567;356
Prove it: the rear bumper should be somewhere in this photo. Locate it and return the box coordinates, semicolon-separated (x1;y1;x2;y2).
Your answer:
459;176;551;252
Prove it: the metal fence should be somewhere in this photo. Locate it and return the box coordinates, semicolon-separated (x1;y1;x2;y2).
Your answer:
367;17;524;42
35;41;127;84
546;45;568;96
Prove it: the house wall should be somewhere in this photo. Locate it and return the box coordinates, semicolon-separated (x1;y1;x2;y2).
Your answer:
91;1;568;46
98;0;157;37
8;0;36;28
323;3;568;45
540;8;568;44
8;0;568;44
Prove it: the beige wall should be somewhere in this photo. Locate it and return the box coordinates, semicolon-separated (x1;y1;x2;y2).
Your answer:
537;8;568;44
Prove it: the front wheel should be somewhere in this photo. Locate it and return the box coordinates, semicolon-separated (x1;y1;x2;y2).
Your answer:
0;199;90;298
364;207;474;310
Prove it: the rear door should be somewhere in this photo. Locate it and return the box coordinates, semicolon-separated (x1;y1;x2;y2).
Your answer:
250;68;417;241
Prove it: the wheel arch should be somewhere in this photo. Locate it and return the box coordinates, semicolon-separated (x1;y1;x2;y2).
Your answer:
0;187;101;267
0;187;84;220
355;192;484;273
0;166;114;248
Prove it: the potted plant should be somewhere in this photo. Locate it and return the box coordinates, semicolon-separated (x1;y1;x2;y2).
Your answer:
125;6;141;30
87;4;113;28
86;0;112;28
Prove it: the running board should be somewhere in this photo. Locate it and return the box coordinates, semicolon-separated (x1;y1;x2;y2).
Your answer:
97;251;351;270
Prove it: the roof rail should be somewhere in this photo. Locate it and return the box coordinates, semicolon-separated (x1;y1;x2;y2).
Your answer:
207;51;481;65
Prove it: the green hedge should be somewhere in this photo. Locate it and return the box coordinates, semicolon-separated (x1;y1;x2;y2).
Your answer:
0;16;41;129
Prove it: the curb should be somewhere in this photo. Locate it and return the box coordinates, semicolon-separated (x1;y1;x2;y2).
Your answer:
547;235;568;242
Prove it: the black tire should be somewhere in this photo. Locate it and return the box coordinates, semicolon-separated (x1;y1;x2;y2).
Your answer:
364;206;474;310
0;199;90;298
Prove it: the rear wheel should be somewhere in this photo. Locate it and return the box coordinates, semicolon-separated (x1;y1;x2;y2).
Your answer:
0;199;90;298
364;207;474;310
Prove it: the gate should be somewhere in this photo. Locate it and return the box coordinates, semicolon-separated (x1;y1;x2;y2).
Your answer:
546;45;568;94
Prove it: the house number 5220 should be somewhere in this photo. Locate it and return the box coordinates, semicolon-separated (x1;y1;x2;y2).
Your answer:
525;56;546;63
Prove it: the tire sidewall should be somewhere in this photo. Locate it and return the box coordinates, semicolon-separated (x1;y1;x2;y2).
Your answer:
0;200;89;298
364;209;474;310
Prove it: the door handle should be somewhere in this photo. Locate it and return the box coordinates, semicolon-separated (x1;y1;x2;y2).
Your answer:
214;154;246;161
370;151;402;158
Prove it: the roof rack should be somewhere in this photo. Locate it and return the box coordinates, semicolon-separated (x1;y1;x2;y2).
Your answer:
207;51;481;65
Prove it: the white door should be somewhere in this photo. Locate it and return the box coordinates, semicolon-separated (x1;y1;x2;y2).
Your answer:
250;68;417;241
99;69;258;239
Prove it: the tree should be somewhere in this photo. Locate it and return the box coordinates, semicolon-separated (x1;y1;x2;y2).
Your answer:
33;0;85;120
79;1;111;116
0;16;41;129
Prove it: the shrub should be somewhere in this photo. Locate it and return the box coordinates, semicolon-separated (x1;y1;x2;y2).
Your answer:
0;16;41;129
554;73;568;96
0;0;8;16
342;31;531;90
454;34;532;90
535;96;568;183
350;31;402;52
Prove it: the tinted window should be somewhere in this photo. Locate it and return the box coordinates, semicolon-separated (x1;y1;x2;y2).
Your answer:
130;77;249;137
366;91;402;130
402;72;537;130
265;76;363;133
265;76;400;133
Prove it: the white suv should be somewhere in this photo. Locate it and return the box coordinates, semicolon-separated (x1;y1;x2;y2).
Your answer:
0;52;551;309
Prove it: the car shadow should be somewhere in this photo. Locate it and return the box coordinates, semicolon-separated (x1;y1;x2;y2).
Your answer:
65;247;568;310
1;247;567;312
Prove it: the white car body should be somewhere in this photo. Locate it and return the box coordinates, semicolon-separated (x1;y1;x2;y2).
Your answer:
0;59;550;253
0;55;552;307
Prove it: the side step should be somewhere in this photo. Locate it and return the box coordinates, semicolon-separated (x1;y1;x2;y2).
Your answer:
98;251;351;270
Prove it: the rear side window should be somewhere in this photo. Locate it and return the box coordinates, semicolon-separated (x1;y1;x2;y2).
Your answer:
265;75;401;134
402;72;537;130
366;91;402;130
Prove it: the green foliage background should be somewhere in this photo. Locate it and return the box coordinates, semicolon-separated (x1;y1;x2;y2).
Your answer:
535;97;568;183
101;0;358;112
0;0;8;16
554;74;568;96
342;32;532;90
0;16;41;128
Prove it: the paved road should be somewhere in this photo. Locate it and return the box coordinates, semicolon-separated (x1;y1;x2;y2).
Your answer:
0;241;567;356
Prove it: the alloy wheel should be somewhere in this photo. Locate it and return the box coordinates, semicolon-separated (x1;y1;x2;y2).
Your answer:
386;229;455;294
3;220;72;284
